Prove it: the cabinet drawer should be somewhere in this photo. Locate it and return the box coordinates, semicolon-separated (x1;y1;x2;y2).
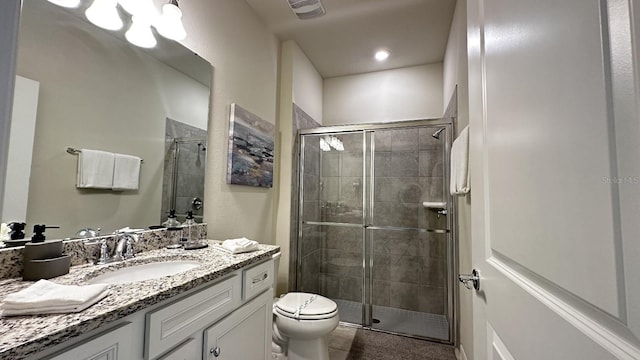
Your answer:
242;259;273;301
145;274;242;360
45;322;133;360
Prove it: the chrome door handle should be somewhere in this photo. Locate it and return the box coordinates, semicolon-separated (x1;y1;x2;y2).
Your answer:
458;269;480;291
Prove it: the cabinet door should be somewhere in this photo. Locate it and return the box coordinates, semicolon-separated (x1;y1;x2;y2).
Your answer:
204;289;273;360
158;338;200;360
45;322;133;360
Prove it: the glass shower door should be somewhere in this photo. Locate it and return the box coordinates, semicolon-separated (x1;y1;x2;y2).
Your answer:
367;126;451;341
297;132;366;325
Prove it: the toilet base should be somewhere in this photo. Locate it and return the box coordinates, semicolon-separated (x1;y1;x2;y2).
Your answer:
287;336;330;360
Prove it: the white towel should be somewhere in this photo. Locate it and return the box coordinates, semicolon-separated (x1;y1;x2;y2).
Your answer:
1;280;109;316
76;149;115;189
220;237;259;254
112;153;141;191
450;126;470;195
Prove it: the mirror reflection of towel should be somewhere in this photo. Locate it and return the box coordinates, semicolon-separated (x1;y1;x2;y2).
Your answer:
76;149;114;189
112;153;141;191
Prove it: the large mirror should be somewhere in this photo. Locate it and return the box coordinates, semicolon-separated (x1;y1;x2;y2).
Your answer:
1;0;211;241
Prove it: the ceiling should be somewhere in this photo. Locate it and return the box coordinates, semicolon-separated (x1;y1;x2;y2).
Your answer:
245;0;457;78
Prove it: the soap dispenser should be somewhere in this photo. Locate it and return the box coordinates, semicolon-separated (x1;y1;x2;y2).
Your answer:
184;211;196;226
7;222;26;240
31;224;60;243
23;224;69;280
162;209;181;228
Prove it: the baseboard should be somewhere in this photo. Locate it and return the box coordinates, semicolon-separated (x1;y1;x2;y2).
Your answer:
455;344;469;360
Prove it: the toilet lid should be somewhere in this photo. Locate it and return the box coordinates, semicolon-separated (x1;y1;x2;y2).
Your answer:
275;292;337;317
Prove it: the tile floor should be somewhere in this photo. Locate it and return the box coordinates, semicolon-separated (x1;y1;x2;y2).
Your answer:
328;325;456;360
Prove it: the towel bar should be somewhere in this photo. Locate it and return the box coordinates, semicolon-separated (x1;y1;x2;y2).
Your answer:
66;147;144;162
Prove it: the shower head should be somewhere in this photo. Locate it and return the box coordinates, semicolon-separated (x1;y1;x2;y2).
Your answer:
432;128;445;139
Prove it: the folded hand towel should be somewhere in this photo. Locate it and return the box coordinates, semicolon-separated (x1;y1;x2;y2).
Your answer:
2;288;109;316
112;153;141;191
2;279;108;311
77;149;115;189
450;126;470;195
220;237;259;254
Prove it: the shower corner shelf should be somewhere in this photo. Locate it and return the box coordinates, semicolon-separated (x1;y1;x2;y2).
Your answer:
422;202;447;209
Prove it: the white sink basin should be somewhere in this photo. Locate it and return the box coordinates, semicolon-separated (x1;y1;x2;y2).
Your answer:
87;261;201;285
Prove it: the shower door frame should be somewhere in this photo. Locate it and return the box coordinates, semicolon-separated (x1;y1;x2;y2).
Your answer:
295;118;458;345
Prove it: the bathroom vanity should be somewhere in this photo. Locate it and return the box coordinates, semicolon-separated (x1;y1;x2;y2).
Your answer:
0;240;279;360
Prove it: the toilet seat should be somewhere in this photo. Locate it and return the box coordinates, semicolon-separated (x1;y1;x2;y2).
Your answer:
275;292;338;320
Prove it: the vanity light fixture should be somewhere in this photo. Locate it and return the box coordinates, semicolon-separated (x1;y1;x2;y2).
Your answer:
47;0;189;49
156;0;187;41
375;50;390;62
46;0;81;8
117;0;157;18
125;16;157;49
85;0;123;31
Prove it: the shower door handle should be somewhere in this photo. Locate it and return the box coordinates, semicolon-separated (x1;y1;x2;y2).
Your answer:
458;269;480;291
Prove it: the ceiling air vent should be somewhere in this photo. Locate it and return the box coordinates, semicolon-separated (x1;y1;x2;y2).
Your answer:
287;0;326;19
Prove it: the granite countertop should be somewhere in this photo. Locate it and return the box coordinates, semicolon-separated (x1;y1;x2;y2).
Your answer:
0;240;280;359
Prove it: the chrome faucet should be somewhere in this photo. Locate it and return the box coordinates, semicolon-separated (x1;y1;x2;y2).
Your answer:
111;232;137;261
94;232;137;264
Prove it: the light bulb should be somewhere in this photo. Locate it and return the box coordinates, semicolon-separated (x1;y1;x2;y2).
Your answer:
47;0;81;8
319;138;330;152
85;0;123;31
117;0;158;21
125;16;157;48
375;50;390;61
156;2;187;40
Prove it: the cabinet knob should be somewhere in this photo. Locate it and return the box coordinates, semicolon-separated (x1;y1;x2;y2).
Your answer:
210;346;221;357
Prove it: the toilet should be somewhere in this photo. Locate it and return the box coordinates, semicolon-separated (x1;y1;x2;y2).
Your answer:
271;253;339;360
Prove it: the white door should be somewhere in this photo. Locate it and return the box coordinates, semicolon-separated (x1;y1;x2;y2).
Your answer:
466;0;640;359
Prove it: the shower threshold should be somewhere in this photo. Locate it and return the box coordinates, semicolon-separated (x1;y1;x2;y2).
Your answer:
333;299;449;342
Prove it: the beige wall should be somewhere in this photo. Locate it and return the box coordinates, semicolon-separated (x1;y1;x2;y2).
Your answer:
323;63;444;125
443;0;472;358
16;2;209;238
274;40;323;294
180;0;279;244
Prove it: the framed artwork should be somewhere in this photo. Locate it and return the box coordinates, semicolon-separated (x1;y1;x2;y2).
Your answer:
227;103;275;188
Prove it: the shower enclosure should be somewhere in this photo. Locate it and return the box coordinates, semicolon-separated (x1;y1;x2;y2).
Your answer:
294;119;455;343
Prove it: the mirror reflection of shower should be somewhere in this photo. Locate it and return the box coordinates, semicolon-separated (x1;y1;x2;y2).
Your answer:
169;137;208;221
161;118;208;224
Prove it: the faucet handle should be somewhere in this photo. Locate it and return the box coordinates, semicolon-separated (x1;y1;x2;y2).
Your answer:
123;235;136;259
96;239;110;265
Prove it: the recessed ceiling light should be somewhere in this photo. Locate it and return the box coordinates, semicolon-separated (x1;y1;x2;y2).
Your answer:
375;50;390;61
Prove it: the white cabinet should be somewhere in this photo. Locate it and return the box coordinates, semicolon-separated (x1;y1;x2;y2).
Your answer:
203;289;273;360
157;338;200;360
145;274;242;360
44;322;133;360
34;258;274;360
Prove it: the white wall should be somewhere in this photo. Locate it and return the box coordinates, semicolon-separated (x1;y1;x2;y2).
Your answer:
323;63;443;125
2;76;38;223
179;0;279;244
443;0;471;358
291;41;323;124
274;40;323;293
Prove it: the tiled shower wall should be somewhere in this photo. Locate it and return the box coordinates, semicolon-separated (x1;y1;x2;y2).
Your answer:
299;126;449;316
